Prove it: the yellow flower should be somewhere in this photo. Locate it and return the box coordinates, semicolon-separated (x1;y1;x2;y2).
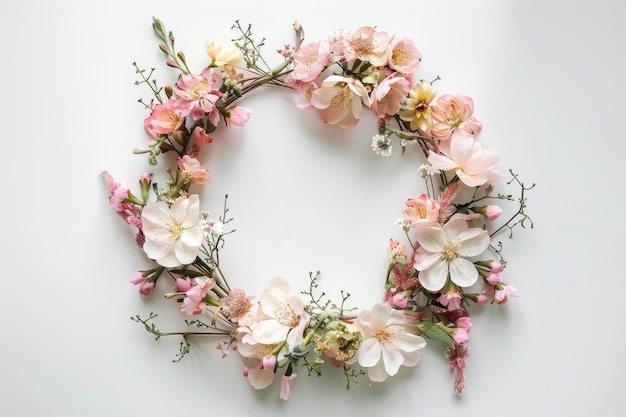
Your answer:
399;80;436;131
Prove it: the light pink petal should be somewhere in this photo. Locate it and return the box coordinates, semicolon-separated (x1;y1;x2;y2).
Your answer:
400;348;423;367
414;250;443;271
381;346;404;376
464;149;500;175
449;257;479;287
449;131;475;165
427;151;457;171
369;303;392;329
358;338;382;368
456;170;487;187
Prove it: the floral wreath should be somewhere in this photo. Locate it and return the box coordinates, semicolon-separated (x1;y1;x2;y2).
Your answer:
102;17;534;400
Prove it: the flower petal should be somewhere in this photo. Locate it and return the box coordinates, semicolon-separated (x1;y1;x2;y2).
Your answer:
358;338;382;368
456;229;490;257
414;226;446;252
449;257;479;287
381;345;404;377
418;258;448;292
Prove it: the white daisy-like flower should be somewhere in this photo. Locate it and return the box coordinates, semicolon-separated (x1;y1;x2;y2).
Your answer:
372;134;392;156
414;214;490;291
141;194;204;268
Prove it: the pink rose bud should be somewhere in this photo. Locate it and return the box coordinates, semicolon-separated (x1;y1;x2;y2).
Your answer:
477;294;488;305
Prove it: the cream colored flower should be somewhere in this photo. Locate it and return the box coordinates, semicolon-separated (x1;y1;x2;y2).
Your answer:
141;194;204;267
206;41;243;67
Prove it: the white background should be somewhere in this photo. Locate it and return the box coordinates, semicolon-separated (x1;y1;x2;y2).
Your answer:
1;0;624;415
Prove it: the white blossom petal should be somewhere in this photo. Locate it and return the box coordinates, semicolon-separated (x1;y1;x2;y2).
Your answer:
449;257;479;287
418;258;448;292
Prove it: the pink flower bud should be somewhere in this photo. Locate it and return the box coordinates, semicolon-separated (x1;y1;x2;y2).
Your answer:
261;355;277;370
476;294;488;305
392;294;408;309
453;328;470;345
176;277;192;292
490;261;504;273
485;205;503;220
486;273;501;285
456;316;473;331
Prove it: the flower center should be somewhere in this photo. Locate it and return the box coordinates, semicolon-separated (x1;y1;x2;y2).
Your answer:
441;241;460;262
392;49;408;66
331;86;353;111
169;216;183;239
375;328;391;344
275;304;301;328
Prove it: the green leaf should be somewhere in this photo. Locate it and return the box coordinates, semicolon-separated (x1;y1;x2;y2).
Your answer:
420;323;454;346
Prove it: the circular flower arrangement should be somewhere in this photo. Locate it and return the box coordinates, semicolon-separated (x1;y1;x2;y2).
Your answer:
103;17;534;400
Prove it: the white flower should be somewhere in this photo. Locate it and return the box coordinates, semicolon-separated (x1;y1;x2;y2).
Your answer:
414;214;490;291
348;302;426;382
371;134;392;156
251;277;310;347
141;194;204;267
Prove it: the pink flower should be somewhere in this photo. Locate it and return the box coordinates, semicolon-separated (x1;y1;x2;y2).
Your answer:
220;289;256;323
192;127;213;147
291;40;331;82
495;284;519;304
311;75;370;128
387;36;422;75
347;302;426;382
446;344;471;395
437;291;462;311
428;130;501;187
456;316;473;331
143;98;184;138
102;171;142;228
291;80;320;110
430;94;482;140
178;155;212;184
371;75;410;118
279;373;297;400
130;271;155;295
174;68;223;122
226;106;252;127
342;26;389;66
403;194;440;227
181;277;216;315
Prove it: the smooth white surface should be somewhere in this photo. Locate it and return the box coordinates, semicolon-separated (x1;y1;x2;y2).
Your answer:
2;0;625;415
